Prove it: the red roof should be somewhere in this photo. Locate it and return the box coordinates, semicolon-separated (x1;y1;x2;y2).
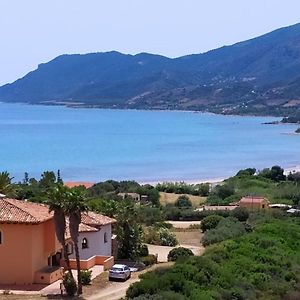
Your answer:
64;182;94;189
82;211;117;226
0;198;53;224
239;197;268;204
0;198;116;226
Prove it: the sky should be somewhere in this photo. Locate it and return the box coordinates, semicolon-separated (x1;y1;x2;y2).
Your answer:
0;0;300;86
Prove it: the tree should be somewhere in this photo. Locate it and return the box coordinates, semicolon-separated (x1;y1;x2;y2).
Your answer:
47;184;74;280
260;166;286;182
175;195;192;208
116;198;143;259
200;215;224;232
39;171;57;189
0;171;15;197
231;207;249;222
65;188;87;295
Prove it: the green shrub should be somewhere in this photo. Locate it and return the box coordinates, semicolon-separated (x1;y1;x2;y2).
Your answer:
80;270;92;285
158;228;178;246
140;254;157;266
202;218;246;246
62;272;77;296
231;207;249;222
175;195;192;208
139;244;149;257
167;247;194;261
200;215;224;232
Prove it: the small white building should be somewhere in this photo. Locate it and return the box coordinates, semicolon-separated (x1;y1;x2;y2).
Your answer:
66;211;117;270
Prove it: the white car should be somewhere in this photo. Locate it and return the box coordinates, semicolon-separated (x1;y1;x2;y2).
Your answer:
109;264;131;281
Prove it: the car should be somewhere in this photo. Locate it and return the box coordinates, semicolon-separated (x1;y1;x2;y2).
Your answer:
108;264;131;281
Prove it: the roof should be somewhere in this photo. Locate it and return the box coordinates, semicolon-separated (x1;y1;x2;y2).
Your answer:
239;196;268;204
0;198;116;226
0;198;53;224
65;219;98;239
64;182;94;189
81;211;117;226
202;205;237;211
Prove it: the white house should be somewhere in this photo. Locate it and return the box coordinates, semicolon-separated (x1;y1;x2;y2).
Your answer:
66;211;117;270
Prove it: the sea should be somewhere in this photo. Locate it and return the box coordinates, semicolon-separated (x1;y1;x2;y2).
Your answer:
0;102;299;183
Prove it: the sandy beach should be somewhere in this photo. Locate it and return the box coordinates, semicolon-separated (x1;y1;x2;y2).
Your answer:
65;165;300;188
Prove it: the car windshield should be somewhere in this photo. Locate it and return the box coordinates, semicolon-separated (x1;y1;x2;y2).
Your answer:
111;267;123;271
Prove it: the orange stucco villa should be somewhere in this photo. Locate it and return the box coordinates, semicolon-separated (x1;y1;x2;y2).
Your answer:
0;197;116;285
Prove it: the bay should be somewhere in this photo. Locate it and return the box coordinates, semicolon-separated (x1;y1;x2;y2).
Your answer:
0;102;299;183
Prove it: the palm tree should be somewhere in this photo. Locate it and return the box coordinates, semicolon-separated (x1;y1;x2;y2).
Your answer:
0;171;16;197
65;188;87;295
47;184;74;280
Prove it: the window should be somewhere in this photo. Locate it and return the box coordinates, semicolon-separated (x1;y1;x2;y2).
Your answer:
104;232;108;243
0;230;2;244
82;237;88;249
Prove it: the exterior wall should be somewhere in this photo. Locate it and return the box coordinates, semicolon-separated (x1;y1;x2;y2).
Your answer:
239;201;268;209
69;224;112;260
0;224;34;284
0;220;60;285
69;255;114;270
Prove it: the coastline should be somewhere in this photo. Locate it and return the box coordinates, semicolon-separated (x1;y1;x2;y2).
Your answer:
65;166;300;188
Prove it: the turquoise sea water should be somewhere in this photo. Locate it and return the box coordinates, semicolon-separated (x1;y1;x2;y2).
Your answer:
0;102;299;182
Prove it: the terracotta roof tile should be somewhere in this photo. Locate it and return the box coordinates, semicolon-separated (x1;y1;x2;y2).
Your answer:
65;219;98;239
0;198;53;224
81;211;117;226
64;182;94;189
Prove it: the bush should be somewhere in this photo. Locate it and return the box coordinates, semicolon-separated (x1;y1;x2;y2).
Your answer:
144;227;178;246
158;228;178;246
167;247;194;261
139;244;149;257
140;254;157;266
231;207;249;222
200;215;224;232
202;218;246;246
175;195;192;208
80;270;92;285
62;272;77;296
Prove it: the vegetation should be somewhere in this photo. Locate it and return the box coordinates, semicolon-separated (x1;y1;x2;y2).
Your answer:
296;128;300;133
144;227;178;247
167;247;194;262
157;182;210;196
127;216;300;299
80;270;92;285
201;217;246;246
174;195;192;208
200;215;224;232
62;273;77;297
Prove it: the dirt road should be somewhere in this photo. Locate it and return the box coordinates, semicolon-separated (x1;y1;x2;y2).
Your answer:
86;263;173;300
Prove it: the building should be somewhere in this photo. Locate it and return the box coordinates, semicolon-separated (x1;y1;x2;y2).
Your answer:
200;205;238;211
0;198;116;285
118;192;140;202
238;196;269;209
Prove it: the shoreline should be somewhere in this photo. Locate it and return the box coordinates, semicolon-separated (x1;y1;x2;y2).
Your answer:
64;166;300;188
0;101;283;120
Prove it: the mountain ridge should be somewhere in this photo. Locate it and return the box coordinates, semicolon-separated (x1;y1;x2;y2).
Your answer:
1;23;300;117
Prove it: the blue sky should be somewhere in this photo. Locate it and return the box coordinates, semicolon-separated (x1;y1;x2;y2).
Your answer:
1;0;300;85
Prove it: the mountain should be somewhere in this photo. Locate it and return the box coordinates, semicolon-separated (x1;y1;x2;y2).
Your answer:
1;23;300;116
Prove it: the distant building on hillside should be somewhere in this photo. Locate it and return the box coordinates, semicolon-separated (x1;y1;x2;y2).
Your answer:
118;192;140;202
238;196;269;209
199;205;238;211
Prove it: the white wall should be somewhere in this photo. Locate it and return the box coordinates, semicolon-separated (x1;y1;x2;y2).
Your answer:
69;224;112;260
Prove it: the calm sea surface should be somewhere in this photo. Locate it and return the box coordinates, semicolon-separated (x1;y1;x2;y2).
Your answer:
0;102;299;182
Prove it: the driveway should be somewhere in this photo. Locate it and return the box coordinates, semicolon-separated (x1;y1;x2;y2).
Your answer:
87;263;173;300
